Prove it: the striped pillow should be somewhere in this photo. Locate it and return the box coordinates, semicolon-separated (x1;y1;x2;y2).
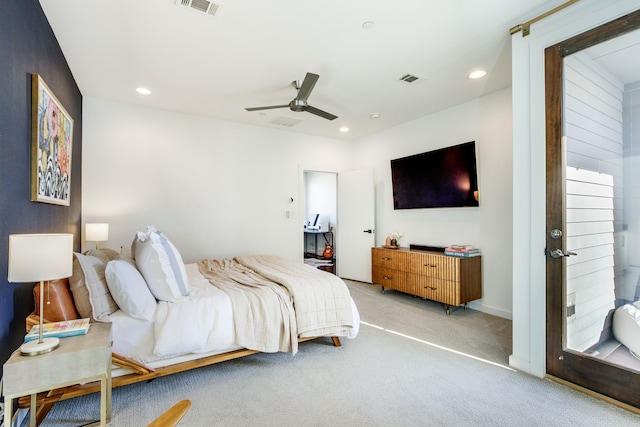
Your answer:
133;226;189;302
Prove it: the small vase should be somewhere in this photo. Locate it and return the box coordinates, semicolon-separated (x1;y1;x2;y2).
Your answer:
391;239;398;247
385;236;392;246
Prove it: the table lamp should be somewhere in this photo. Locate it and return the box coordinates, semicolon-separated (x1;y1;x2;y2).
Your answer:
8;233;74;356
85;223;108;249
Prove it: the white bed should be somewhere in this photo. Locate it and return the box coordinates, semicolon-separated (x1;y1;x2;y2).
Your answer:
109;262;360;371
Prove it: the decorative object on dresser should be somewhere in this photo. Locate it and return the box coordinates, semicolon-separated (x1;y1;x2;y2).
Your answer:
384;232;404;249
7;233;74;355
371;246;482;314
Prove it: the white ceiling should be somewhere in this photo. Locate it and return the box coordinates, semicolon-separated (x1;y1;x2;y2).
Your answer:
39;0;571;141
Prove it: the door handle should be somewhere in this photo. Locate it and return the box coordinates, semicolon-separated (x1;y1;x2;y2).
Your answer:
549;248;577;259
363;229;374;234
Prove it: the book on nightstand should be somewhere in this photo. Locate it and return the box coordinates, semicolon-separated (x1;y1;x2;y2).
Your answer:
24;318;91;343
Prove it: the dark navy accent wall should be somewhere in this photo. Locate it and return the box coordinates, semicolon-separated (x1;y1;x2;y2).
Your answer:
0;0;82;377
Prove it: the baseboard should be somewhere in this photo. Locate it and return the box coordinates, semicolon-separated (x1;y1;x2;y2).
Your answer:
467;301;512;320
508;355;532;374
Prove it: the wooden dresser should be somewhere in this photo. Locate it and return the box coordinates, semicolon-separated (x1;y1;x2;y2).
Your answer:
371;247;482;314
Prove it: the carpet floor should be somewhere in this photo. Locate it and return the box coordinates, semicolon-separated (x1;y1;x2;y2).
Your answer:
37;280;640;426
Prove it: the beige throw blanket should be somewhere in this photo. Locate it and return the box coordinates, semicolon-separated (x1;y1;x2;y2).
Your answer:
235;255;354;339
199;258;298;354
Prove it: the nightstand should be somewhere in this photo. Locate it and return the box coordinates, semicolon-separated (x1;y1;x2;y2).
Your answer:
3;322;112;427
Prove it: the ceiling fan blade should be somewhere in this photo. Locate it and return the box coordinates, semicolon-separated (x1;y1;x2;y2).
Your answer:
245;105;289;111
295;73;319;102
306;105;338;121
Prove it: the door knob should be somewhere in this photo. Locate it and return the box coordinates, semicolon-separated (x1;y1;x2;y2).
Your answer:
363;229;373;234
549;248;577;258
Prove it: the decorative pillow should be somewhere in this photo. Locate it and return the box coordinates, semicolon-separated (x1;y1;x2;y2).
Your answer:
34;278;80;322
613;302;640;358
105;258;157;321
69;248;119;322
133;226;189;302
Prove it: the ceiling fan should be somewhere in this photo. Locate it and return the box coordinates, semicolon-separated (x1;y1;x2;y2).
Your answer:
245;72;338;121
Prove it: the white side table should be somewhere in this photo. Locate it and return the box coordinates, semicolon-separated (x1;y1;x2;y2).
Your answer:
3;322;112;427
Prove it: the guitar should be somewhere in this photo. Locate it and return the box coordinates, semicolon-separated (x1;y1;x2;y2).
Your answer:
323;244;334;259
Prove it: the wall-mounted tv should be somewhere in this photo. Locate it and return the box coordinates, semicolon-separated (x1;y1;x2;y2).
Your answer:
391;141;479;209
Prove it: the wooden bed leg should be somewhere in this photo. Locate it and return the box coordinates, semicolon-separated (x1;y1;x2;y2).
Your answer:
331;336;342;347
35;388;64;426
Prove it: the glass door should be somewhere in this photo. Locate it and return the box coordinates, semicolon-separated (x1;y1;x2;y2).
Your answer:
545;9;640;408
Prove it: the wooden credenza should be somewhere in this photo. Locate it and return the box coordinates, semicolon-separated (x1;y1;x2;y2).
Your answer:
371;247;482;314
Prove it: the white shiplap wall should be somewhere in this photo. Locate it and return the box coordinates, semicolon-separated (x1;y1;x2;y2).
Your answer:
563;53;624;352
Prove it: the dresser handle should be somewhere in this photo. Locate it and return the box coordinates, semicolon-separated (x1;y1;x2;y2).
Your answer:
424;264;437;268
424;286;437;290
383;276;392;280
382;257;392;261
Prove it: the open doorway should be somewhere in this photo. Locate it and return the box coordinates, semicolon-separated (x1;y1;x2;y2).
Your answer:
303;171;336;274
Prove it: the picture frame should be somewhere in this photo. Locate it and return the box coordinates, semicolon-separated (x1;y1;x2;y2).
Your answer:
31;74;74;206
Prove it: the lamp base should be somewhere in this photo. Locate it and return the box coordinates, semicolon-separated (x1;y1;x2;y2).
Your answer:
20;337;60;356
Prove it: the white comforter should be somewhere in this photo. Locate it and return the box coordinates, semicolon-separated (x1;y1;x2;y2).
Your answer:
144;257;358;360
235;255;355;339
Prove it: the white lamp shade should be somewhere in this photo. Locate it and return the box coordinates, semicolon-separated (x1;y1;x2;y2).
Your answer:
8;233;74;283
86;223;109;242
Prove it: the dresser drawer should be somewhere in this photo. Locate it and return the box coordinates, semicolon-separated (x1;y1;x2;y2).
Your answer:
405;252;460;280
415;276;459;305
372;266;405;292
371;247;405;268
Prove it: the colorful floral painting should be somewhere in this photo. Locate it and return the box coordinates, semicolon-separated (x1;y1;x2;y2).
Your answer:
31;74;74;205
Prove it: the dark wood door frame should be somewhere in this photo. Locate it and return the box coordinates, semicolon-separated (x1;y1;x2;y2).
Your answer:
545;9;640;408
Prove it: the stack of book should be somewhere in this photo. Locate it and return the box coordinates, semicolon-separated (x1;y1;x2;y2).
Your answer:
444;245;481;257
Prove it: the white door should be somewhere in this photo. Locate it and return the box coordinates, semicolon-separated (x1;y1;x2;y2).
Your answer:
337;169;375;282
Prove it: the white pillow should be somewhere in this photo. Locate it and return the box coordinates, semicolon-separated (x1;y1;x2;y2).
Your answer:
613;303;640;358
105;259;157;321
133;226;189;302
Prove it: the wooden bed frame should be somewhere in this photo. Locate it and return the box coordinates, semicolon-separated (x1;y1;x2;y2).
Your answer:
21;313;342;424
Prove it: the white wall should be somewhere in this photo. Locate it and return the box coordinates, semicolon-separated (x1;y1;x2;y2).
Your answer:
352;88;514;319
510;0;640;377
82;97;353;263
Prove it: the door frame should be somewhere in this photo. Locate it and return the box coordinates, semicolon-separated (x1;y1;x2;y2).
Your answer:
300;168;338;263
545;9;640;408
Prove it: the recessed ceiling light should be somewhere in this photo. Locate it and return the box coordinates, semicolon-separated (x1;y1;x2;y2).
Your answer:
370;113;381;119
136;87;152;95
339;126;350;133
468;70;487;79
362;21;375;30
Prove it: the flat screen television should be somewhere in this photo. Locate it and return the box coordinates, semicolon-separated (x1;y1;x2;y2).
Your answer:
391;141;479;209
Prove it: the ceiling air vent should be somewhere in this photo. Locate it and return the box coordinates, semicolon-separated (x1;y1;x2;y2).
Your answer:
270;116;302;127
398;73;422;85
176;0;223;17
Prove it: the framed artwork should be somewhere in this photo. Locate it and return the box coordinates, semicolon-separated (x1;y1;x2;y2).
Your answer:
31;74;74;206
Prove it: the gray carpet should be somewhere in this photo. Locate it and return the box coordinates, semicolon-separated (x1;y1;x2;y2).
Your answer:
38;281;640;426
